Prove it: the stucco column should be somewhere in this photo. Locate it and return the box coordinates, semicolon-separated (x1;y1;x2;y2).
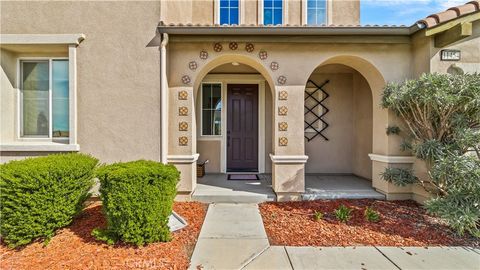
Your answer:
167;86;198;200
270;85;308;201
370;89;415;200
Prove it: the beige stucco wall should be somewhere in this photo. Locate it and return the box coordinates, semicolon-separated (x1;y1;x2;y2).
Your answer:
430;20;480;74
352;72;372;179
304;65;372;179
331;0;360;26
305;71;354;174
0;1;162;163
0;49;17;146
159;0;360;26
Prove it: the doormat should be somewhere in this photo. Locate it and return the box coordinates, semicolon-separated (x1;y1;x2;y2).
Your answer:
228;174;260;181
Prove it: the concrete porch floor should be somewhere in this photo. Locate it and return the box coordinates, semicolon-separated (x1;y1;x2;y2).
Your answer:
192;173;385;203
193;174;276;203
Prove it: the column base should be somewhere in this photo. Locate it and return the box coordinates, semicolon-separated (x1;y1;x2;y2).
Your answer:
167;154;199;195
270;154;308;197
276;192;303;202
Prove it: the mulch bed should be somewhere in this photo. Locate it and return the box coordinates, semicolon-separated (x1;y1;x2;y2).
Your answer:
259;199;479;247
0;202;207;270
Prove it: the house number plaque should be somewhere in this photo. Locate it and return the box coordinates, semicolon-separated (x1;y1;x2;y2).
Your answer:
440;50;461;61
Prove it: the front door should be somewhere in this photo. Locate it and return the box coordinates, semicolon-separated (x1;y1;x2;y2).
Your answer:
227;84;259;172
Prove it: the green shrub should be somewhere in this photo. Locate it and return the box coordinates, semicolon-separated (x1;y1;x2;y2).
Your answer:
364;207;381;222
93;160;180;246
0;153;98;248
313;211;323;221
381;167;418;187
334;205;352;223
382;73;480;237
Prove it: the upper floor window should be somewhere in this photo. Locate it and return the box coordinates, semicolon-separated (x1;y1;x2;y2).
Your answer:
20;59;69;138
264;0;283;25
220;0;239;25
307;0;327;25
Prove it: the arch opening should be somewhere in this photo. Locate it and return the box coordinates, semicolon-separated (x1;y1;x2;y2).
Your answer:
193;55;276;175
303;58;383;182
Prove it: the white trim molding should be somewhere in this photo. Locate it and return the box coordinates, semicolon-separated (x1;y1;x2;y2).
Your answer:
270;154;309;164
167;154;200;164
0;143;80;152
368;154;416;164
0;34;85;45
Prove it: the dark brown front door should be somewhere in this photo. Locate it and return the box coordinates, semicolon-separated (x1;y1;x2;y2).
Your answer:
227;84;259;172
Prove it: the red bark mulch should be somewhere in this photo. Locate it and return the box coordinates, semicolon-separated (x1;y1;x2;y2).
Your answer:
259;199;479;247
0;202;207;270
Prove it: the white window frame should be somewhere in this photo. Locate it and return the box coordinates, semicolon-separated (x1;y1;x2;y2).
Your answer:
258;0;288;25
18;58;69;141
0;34;82;152
200;82;223;137
14;46;77;148
302;0;331;25
215;0;242;25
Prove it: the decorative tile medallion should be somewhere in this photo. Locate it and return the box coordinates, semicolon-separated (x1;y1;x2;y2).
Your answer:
213;42;223;52
278;106;288;116
179;136;188;146
279;137;288;146
178;90;188;100
179;106;188;116
258;50;268;60
245;43;255;52
181;75;191;85
179;122;188;131
229;42;238;50
270;61;279;71
278;122;288;131
279;90;288;100
277;75;287;85
200;50;208;60
188;61;198;71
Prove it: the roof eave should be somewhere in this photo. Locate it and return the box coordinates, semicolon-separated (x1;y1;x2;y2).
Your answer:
157;25;417;36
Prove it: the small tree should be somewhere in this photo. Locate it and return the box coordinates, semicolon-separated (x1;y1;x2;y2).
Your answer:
381;73;480;237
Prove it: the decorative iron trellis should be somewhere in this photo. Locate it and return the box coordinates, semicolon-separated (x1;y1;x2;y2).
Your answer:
304;80;330;142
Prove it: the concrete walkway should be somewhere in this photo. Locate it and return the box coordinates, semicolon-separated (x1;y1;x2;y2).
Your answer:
189;203;480;270
244;246;480;270
189;203;269;270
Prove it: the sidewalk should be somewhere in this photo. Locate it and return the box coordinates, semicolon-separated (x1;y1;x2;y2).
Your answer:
244;246;480;270
189;203;480;270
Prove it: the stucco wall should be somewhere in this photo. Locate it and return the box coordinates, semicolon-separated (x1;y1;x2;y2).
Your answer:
159;0;360;26
304;64;372;178
0;1;160;162
0;1;162;163
430;20;480;74
331;0;360;26
0;49;17;148
352;72;372;179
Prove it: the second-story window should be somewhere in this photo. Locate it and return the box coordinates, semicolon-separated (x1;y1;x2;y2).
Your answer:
264;0;283;25
307;0;327;25
220;0;239;25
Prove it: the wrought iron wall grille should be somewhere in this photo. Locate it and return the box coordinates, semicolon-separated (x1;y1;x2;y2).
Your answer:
304;79;330;142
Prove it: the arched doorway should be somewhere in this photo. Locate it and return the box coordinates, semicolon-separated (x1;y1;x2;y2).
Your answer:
301;56;386;199
189;55;277;202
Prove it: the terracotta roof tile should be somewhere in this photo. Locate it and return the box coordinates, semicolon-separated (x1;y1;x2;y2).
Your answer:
417;1;480;28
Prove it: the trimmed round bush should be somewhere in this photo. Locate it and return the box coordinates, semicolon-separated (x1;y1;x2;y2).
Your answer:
93;160;180;246
0;153;98;248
